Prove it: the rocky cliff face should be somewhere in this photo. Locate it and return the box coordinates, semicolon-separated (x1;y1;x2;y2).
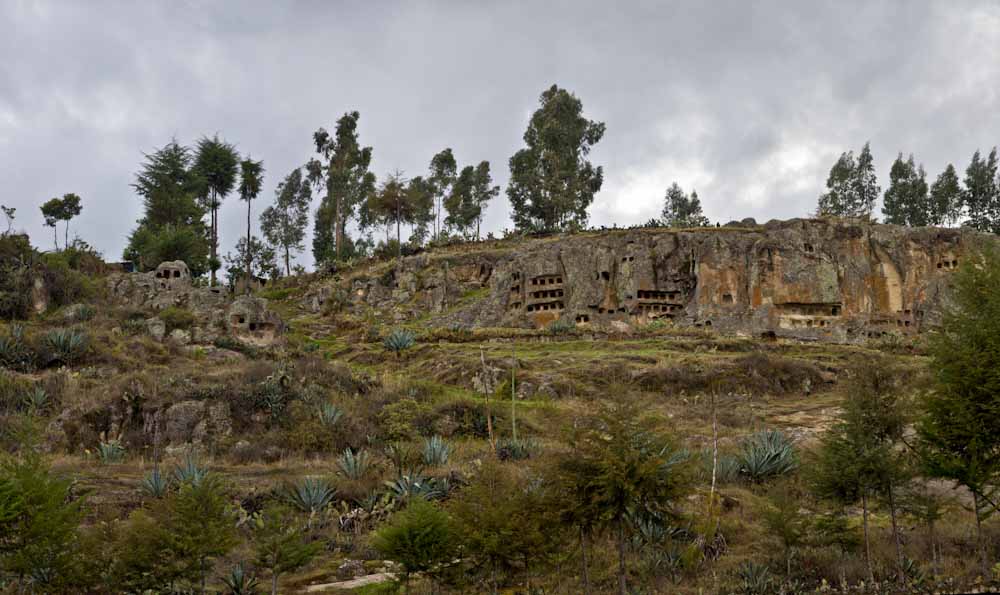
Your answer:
319;218;994;343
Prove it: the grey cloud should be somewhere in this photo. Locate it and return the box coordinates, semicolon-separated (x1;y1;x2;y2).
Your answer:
2;1;998;267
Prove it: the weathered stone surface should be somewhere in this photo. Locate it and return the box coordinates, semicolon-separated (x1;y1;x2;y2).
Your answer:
168;328;191;345
336;559;366;580
311;219;996;343
146;317;166;341
226;296;284;346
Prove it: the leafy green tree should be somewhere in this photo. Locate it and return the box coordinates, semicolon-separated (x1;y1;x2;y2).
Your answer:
308;111;376;264
365;171;431;259
450;460;554;594
0;455;84;591
40;197;63;250
962;148;999;233
126;140;209;272
224;236;279;287
661;183;709;227
556;401;690;595
810;358;908;584
429;148;457;239
261;168;311;276
253;504;321;595
405;175;435;245
508;84;605;233
917;242;1000;576
163;475;239;594
818;142;880;217
446;162;499;239
106;509;178;593
239;157;265;294
192;135;241;284
372;498;460;593
882;154;929;226
928;164;962;226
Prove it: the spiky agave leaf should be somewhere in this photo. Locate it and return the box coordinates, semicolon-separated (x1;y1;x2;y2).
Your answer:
421;435;451;467
336;448;371;480
285;477;336;513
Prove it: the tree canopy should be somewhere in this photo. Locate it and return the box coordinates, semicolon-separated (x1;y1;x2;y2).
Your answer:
261;168;311;276
817;142;880;217
661;183;709;227
507;85;605;233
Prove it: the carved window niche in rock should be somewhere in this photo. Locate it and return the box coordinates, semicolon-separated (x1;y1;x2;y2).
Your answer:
154;261;192;291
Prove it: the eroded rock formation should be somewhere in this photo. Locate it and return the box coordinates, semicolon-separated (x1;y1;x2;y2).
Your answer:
316;218;994;343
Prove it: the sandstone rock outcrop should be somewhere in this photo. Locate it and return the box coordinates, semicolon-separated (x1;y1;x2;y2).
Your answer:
312;218;995;343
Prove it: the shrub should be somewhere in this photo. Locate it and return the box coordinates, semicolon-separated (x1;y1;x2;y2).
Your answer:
141;467;168;498
157;306;196;333
285;477;336;514
43;327;89;366
96;439;126;464
421;435;451;467
737;429;798;484
547;317;576;335
383;328;416;358
336;449;371;480
371;498;459;589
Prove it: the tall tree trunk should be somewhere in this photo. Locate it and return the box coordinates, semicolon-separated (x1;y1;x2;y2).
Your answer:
335;193;343;261
888;482;904;583
396;197;402;261
245;199;252;294
64;221;69;250
285;246;291;277
200;556;207;595
973;491;988;577
210;192;218;286
53;225;58;251
271;571;279;595
929;518;938;577
579;527;591;595
617;518;628;595
862;491;874;585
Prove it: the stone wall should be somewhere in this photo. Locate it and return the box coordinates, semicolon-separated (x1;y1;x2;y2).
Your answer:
317;218;995;343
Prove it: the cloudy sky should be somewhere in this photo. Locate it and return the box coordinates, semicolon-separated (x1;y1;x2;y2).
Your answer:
2;1;999;267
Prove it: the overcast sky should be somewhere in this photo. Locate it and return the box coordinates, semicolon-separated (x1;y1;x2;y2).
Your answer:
2;1;999;268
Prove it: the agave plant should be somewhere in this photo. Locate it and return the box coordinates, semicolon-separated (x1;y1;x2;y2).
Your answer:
336;448;371;480
737;429;798;484
141;467;168;498
735;561;774;595
21;387;49;413
0;324;33;371
173;454;208;486
384;442;421;475
285;477;336;513
497;437;537;461
221;562;260;595
43;328;89;366
317;402;344;426
97;439;126;464
421;435;451;467
385;473;449;502
382;328;416;358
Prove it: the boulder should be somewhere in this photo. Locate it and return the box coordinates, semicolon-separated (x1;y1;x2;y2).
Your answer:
226;296;284;346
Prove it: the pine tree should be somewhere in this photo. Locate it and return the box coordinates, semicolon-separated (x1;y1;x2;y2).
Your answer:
253;504;320;595
163;475;238;594
661;182;709;227
810;358;908;584
882;154;929;226
508;84;605;233
928;164;962;226
917;242;1000;576
962;148;999;233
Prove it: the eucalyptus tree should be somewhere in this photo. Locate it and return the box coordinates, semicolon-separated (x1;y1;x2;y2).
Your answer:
661;182;709;227
962;148;999;233
508;84;605;233
192;135;240;285
429;148;457;239
882;154;929;226
308;111;375;264
261;168;311;276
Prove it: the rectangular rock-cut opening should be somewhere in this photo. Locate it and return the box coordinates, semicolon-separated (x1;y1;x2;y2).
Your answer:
576;314;590;323
831;305;841;316
601;271;610;281
173;270;181;278
722;293;734;304
804;243;814;253
231;315;246;325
